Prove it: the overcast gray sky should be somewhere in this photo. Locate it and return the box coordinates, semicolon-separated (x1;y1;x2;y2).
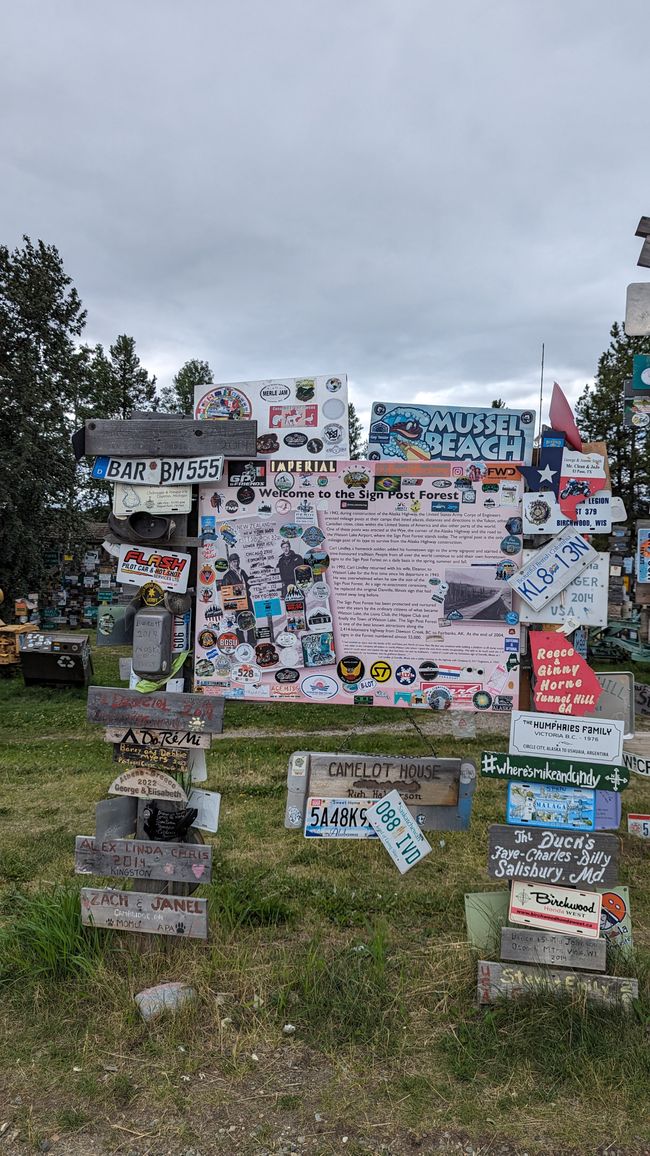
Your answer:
2;0;648;432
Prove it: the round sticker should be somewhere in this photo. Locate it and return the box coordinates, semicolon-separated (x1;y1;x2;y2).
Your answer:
310;581;329;600
284;432;308;447
217;631;239;653
317;476;329;488
257;433;280;453
199;565;215;585
427;686;452;711
140;581;164;607
473;691;493;710
275;472;295;492
276;631;298;647
235;643;255;662
225;500;238;514
214;558;227;572
260;383;290;402
526;499;551;526
196;385;252;420
323;423;343;445
500;535;521;556
198;628;219;649
255;642;279;667
195;658;215;678
231;663;261;685
306;438;323;453
337;655;365;684
275;667;300;684
302;526;325;548
632;411;650;428
504;611;519;626
237;486;255;505
201;587;214;602
214;655;232;677
395;664;416;685
370;660;392;683
323;398;345;420
237;610;256;631
275;498;292;514
326;377;342;392
301;674;339;699
296;379;315;400
419;660;438;680
280;523;302;539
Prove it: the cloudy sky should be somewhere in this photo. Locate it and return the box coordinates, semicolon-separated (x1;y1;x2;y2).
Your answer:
2;0;648;433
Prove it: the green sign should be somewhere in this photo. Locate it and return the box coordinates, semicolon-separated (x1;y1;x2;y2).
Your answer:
480;751;629;792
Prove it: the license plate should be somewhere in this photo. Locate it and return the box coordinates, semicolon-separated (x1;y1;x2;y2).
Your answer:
304;797;378;838
366;789;432;873
507;527;596;613
92;455;224;485
628;813;650;838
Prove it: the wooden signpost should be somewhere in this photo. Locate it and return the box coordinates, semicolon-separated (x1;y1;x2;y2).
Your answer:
75;836;212;884
108;769;188;802
80;888;208;939
499;927;607;971
480;750;629;792
477;960;638;1007
83;418;257;458
104;726;211;750
487;824;620;887
87;687;225;732
113;743;190;774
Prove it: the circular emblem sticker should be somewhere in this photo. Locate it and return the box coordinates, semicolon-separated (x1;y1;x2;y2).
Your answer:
237;486;255;505
196;385;252;421
527;498;551;526
500;535;521;556
337;655;365;684
225;500;238;514
199;565;216;585
284;432;308;447
140;581;164;607
504;611;519;626
427;686;452;711
198;628;219;649
505;516;523;535
257;433;280;454
306;438;323;454
326;377;342;392
323;423;343;445
235;643;255;662
419;660;438;681
370;660;392;683
217;632;239;653
275;472;295;492
396;664;416;685
473;690;493;710
275;667;300;684
237;610;255;631
195;658;215;678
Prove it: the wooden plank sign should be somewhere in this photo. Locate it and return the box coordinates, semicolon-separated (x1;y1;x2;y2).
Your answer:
306;753;461;806
104;726;211;750
108;769;188;802
477;960;638;1007
94;455;223;486
87;688;224;733
84;417;257;459
509;880;602;938
480;750;629;792
81;888;208;938
500;926;606;971
623;735;650;778
509;711;625;765
75;836;212;883
113;743;189;774
635;681;650;717
487;824;619;887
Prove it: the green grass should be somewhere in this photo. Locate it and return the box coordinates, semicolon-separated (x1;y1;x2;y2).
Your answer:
1;644;650;1152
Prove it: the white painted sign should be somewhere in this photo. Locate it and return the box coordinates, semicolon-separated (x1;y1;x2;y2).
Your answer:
515;551;608;627
116;544;191;593
108;769;188;802
366;789;432;873
507;528;596;613
509;711;625;765
113;483;193;516
628;813;650;838
93;455;224;485
623;737;650;778
522;491;612;535
188;788;221;832
509;880;602;938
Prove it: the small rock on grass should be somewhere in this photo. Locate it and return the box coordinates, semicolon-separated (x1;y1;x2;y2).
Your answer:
135;982;196;1022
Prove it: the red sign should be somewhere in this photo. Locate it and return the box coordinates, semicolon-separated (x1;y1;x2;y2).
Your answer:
530;631;602;716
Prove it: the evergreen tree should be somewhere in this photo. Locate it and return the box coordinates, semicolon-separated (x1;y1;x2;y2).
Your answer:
348;401;365;459
106;335;157;418
0;236;87;607
491;398;506;408
159;358;213;414
576;321;650;521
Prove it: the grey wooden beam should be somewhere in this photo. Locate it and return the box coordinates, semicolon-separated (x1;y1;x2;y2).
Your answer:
84;418;257;458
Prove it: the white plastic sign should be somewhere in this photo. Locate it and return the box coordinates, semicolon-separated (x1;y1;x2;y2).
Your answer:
509;711;625;765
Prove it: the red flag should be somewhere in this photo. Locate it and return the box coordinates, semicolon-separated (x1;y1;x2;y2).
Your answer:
549;382;582;451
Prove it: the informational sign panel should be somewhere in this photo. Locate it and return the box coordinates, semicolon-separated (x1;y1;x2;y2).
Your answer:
194;460;523;711
81;888;208;938
487;824;619;886
509;711;625;765
367;403;535;463
113;483;193;516
515;552;608;627
194;374;349;459
509;880;602;938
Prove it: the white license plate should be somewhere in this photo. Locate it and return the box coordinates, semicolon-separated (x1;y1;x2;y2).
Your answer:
366;789;432;873
628;814;650;838
92;455;224;485
304;797;378;838
507;527;596;613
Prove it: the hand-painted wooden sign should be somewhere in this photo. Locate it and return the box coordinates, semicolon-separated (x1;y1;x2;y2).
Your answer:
635;681;650;717
108;769;188;802
477;960;638;1007
623;735;650;778
306;753;461;807
480;751;629;792
506;782;596;831
367;790;432;874
507;528;596;613
113;743;189;774
80;887;208;938
75;836;212;883
104;726;212;750
509;711;624;765
509;880;602;937
87;688;225;733
116;545;191;593
94;455;223;486
627;813;650;838
284;750;476;832
487;824;619;887
530;632;602;716
500;926;607;971
84;417;257;458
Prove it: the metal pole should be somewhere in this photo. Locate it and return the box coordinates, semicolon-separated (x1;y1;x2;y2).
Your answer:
537;342;545;442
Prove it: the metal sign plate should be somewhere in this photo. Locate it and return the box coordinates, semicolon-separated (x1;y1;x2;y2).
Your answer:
509;880;602;938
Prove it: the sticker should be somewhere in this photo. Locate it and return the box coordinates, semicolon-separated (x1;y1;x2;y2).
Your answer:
419;661;438;680
269;404;318;428
323;398;346;420
255;642;279;667
473;690;493;710
237;486;255;505
228;461;266;487
337;656;365;684
195;658;215;678
284;432;308;447
343;469;370;488
257;434;280;454
306;438;324;453
275;667;300;684
370;660;392;683
301;526;326;548
217;632;239;653
237;610;256;631
235;643;255;661
427;686;452;710
301;674;339;699
295;379;316;400
394;664;416;685
260;383;291;402
230;663;261;686
500;535;521;556
304;550;329;575
140;581;165;607
198;628;219;649
302;632;335;666
275;472;295;492
326;377;343;392
306;605;333;631
279;524;303;539
199;566;215;585
196;385;252;420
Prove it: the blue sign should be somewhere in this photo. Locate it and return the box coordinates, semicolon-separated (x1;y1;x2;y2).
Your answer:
254;598;282;618
506;782;596;831
367;403;535;464
91;456;111;480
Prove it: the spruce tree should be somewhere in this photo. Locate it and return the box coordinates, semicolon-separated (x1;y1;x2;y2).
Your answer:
159;358;213;414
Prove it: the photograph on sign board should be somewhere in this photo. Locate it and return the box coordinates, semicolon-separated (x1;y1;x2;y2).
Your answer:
506;782;596;831
193;460;523;710
367;403;535;463
194;374;350;459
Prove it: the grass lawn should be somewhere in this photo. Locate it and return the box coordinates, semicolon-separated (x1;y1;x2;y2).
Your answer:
1;647;650;1155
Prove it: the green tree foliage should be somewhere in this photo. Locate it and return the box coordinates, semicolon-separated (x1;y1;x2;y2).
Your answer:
491;398;506;408
576;321;650;521
0;237;87;607
348;401;365;459
159;358;213;414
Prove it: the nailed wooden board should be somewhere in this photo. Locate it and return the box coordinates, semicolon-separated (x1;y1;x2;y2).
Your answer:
104;726;211;750
624;734;650;778
87;688;224;733
487;824;619;887
80;888;208;938
500;927;606;972
108;769;188;801
113;743;189;773
477;960;637;1007
84;418;257;458
480;751;629;792
307;753;460;807
75;836;211;884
